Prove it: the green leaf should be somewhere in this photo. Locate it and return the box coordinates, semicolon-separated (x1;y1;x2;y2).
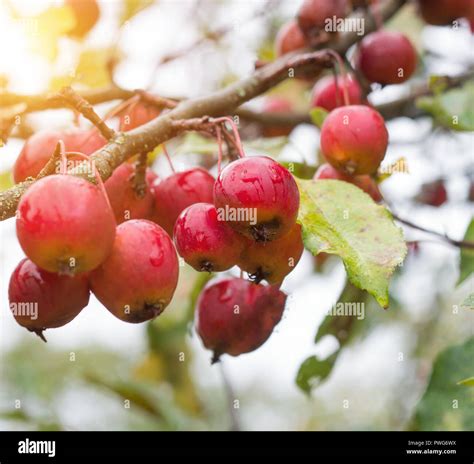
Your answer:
296;178;406;308
0;170;13;192
309;107;329;128
296;352;339;394
416;81;474;131
281;161;317;180
413;337;474;431
460;293;474;310
457;376;474;387
458;219;474;285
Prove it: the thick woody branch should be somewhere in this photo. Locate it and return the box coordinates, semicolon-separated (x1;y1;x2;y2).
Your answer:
0;0;407;222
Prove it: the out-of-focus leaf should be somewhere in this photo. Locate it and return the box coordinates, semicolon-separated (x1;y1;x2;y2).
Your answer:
296;352;339;394
281;161;317;180
416;81;474;132
296;178;406;308
121;0;155;25
0;170;13;191
315;283;365;344
458;219;474;285
84;373;164;419
295;283;367;394
460;293;474;310
457;376;474;387
413;337;474;431
27;6;76;61
257;40;276;62
377;157;410;182
309;107;328;128
75;48;114;88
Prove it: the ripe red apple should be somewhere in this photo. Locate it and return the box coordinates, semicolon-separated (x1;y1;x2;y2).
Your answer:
275;20;308;56
320;105;388;175
313;163;382;202
152;168;215;235
238;223;304;284
311;74;364;111
213;156;300;242
415;179;448;206
119;102;161;131
262;97;294;137
173;202;245;272
9;258;90;340
417;0;472;25
297;0;348;39
13;129;106;183
356;30;417;85
16;174;116;275
90;220;179;323
195;277;287;361
66;0;100;38
105;162;156;224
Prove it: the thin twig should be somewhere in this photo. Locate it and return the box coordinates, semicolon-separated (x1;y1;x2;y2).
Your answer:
55;87;116;140
392;213;474;249
218;361;240;432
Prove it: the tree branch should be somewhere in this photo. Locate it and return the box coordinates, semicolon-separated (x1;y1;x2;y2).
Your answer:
392;213;474;250
0;0;407;222
237;68;474;127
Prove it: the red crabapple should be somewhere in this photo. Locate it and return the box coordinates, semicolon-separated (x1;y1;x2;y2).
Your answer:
173;203;245;272
320;105;388;175
313;163;382;202
417;0;472;26
13;129;106;183
238;223;304;284
311;74;364;111
356;31;417;85
297;0;348;39
152;168;215;235
119;102;161;131
9;258;90;340
16;174;116;275
195;277;287;362
90;220;179;323
213;156;300;242
262;97;294;137
105;162;156;224
275;20;308;56
66;0;100;38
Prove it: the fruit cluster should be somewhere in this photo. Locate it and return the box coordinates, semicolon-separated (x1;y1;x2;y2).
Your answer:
9;107;302;361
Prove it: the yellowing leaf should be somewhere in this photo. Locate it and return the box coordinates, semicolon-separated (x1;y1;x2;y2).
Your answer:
27;6;76;61
296;178;407;308
121;0;155;25
75;48;113;88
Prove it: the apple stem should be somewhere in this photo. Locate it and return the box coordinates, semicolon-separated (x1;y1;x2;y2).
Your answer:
162;143;176;173
215;124;224;175
58;139;67;175
214;116;245;158
327;50;350;106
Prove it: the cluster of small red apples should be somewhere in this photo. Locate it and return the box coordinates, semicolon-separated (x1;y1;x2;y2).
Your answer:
9;99;304;361
9;0;472;361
